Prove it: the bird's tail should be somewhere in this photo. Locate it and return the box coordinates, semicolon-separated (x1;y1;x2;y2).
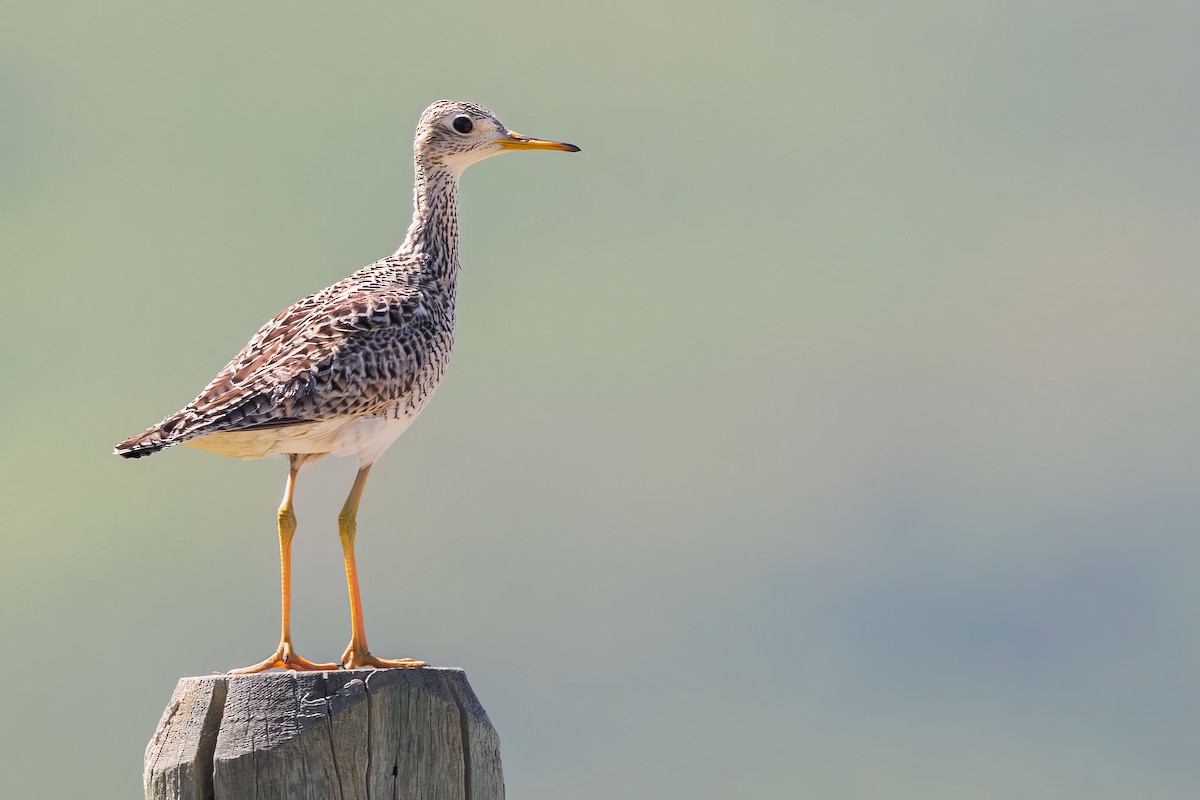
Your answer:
114;413;190;459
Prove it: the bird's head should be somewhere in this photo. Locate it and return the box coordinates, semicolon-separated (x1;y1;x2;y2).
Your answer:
413;100;580;174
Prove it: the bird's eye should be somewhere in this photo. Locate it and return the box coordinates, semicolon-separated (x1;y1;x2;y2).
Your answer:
451;115;474;134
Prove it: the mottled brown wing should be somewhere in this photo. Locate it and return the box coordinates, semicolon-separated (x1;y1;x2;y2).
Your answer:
116;261;435;457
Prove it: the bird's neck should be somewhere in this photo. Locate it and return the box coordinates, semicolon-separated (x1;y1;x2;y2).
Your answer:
398;157;462;286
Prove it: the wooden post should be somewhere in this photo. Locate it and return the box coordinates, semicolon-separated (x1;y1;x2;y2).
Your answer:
144;667;504;800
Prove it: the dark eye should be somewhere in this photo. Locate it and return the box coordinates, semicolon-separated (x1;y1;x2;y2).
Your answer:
451;115;474;134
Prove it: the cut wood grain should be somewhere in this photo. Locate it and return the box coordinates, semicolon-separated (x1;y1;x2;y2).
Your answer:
144;667;503;800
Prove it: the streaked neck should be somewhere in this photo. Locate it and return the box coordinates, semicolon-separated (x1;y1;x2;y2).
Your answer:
399;157;462;284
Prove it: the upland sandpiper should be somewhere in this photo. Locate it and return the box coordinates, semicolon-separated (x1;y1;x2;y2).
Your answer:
115;100;579;673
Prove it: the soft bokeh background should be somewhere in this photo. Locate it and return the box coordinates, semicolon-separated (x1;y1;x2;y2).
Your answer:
2;1;1198;797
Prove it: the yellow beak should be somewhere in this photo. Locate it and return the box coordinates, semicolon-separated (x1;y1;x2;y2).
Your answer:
497;130;581;152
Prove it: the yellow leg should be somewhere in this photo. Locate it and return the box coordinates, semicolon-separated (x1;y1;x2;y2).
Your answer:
338;465;425;670
230;456;339;674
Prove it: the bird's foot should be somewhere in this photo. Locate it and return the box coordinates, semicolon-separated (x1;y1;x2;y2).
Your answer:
341;644;425;670
229;642;340;674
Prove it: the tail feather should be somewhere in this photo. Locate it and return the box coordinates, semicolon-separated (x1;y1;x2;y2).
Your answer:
114;413;190;459
116;389;299;459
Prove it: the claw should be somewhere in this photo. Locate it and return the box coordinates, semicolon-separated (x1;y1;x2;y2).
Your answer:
341;644;425;670
229;642;340;674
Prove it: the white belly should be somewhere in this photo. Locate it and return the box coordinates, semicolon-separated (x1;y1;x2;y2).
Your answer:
185;411;419;467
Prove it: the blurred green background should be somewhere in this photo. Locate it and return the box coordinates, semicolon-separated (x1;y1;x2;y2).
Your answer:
2;1;1198;797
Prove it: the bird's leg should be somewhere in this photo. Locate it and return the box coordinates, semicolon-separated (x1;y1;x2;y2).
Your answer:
338;465;425;670
230;456;339;674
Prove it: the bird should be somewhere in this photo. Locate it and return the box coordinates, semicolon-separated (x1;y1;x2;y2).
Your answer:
115;100;579;673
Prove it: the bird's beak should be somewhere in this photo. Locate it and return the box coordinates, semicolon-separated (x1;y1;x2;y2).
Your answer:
497;130;581;153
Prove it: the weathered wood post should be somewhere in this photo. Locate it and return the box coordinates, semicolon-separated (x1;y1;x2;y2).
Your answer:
144;667;503;800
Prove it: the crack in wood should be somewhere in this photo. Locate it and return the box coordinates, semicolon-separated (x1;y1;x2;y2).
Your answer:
445;674;472;800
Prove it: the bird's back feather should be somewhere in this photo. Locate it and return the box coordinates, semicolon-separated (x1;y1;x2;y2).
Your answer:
114;254;453;460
